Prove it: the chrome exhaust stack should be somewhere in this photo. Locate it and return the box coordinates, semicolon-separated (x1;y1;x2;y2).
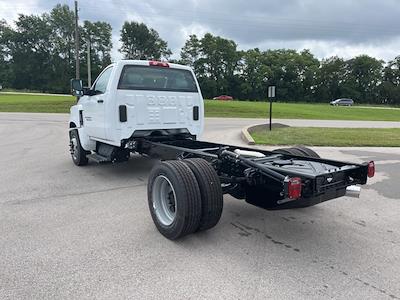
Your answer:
346;185;361;198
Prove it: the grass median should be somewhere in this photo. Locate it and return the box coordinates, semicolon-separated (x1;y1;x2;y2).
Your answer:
1;93;400;122
205;100;400;121
0;93;75;113
250;127;400;147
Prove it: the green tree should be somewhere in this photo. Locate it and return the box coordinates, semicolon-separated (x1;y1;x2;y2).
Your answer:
5;4;114;93
119;21;171;60
0;19;13;87
9;14;54;91
315;56;347;101
179;34;201;67
180;33;241;98
239;48;271;100
381;56;400;105
257;49;319;102
344;55;384;103
298;49;320;101
81;20;113;85
48;4;76;92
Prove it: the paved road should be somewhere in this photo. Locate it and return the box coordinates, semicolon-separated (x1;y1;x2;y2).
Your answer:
1;113;400;299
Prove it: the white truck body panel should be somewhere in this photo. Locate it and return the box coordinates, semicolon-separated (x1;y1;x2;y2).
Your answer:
69;60;204;150
116;90;203;140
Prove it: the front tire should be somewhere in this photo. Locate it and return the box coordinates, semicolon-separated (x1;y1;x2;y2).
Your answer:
69;129;89;166
147;161;202;240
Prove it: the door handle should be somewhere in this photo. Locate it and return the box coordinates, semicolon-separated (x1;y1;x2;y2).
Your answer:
97;99;104;103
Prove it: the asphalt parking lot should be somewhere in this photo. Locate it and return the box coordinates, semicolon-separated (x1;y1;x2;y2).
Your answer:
1;113;400;299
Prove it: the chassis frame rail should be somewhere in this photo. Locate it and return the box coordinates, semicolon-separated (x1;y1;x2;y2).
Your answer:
134;136;369;210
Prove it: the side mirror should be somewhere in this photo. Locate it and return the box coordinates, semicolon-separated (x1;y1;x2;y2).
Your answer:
70;79;83;97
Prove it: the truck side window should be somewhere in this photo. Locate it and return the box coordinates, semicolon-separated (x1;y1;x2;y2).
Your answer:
93;67;113;94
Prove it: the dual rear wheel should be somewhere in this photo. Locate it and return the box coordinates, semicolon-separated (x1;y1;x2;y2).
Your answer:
147;158;223;240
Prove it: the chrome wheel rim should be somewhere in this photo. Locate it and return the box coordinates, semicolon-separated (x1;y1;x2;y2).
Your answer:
70;137;78;160
152;175;177;226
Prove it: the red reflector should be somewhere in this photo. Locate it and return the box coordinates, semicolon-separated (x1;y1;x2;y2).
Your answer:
288;177;302;199
149;61;169;67
368;161;375;178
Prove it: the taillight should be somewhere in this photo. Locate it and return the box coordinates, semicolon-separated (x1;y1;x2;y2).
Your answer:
287;177;302;199
149;61;169;67
368;161;375;178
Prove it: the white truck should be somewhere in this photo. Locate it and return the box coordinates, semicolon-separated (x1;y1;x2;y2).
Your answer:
69;60;375;240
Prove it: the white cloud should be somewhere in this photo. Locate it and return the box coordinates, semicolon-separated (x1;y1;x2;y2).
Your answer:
240;37;400;61
0;0;42;26
1;0;400;62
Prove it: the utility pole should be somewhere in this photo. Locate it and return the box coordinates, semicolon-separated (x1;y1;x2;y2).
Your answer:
87;37;91;88
74;0;80;79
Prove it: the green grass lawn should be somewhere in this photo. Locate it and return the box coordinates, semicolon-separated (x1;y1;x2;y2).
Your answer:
251;127;400;147
205;100;400;121
1;93;400;121
0;93;75;113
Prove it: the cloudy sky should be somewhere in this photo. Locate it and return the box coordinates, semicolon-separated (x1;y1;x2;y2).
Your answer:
1;0;400;62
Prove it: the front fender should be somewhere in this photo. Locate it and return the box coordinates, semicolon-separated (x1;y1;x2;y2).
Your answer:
69;104;95;151
69;104;83;128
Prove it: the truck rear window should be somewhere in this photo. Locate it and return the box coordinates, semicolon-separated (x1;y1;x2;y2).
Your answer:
118;65;198;93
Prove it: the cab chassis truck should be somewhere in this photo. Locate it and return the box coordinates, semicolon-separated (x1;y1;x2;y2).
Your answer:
69;60;375;240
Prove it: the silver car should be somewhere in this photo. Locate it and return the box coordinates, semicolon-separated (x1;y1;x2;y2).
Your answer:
330;98;354;106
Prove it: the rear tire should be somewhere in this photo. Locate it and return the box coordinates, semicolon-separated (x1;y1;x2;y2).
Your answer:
69;129;89;166
273;146;320;158
183;158;223;232
293;146;320;158
147;160;202;240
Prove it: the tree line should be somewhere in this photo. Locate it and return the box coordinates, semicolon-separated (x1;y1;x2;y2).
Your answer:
0;4;399;104
180;34;400;104
0;4;112;93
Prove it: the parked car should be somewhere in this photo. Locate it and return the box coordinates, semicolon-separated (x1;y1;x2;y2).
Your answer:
330;98;354;106
213;95;233;101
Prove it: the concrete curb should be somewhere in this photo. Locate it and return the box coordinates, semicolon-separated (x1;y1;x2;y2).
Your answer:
241;125;257;145
241;123;290;145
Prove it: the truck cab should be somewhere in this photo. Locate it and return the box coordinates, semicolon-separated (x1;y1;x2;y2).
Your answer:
69;60;204;159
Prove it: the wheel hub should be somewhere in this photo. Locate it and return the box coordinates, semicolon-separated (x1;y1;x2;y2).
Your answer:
70;137;78;160
152;175;177;226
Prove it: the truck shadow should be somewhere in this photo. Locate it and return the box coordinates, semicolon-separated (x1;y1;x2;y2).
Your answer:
84;154;156;180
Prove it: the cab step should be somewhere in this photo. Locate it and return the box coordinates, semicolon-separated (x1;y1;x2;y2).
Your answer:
87;153;111;163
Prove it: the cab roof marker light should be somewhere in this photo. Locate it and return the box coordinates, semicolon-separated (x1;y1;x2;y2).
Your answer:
149;61;169;67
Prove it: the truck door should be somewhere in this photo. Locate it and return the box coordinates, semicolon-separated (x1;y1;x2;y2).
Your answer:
83;66;113;140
